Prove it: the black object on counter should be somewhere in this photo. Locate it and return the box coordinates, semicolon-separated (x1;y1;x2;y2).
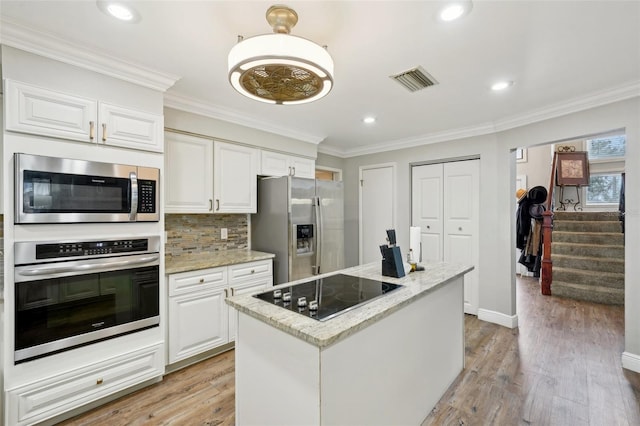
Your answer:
254;274;403;322
381;245;405;278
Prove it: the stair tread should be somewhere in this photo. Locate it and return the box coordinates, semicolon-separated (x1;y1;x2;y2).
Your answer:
552;281;624;294
551;242;624;249
552;253;624;262
553;266;625;278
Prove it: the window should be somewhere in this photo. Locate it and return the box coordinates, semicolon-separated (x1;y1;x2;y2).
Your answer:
585;134;625;207
586;174;623;205
586;135;626;160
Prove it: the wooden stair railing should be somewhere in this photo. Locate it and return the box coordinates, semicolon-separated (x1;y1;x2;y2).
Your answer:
540;152;557;295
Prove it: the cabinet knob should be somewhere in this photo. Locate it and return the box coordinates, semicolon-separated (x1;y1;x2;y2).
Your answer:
292;166;296;176
96;378;104;385
250;269;255;274
426;225;430;229
199;278;205;283
458;227;463;231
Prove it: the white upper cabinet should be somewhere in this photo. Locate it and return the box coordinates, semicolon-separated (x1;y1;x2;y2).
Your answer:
260;150;315;179
213;141;258;214
5;79;163;152
98;102;163;152
165;132;214;213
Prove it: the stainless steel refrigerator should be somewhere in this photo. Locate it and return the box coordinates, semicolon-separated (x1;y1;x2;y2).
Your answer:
251;176;344;285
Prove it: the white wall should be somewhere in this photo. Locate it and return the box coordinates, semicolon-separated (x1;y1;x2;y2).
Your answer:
340;97;640;360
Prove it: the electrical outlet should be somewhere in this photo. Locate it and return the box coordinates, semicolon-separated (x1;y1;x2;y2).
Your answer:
221;228;228;240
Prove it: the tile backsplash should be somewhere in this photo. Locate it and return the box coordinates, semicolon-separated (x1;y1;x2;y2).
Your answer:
165;214;248;256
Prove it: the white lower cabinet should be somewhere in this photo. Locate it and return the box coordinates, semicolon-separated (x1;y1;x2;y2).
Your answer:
168;267;229;363
167;259;272;364
6;344;163;426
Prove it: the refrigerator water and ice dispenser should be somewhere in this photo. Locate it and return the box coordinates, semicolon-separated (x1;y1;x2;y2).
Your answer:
295;224;314;254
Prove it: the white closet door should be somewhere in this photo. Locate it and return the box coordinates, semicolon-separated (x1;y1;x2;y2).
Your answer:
411;164;443;263
443;160;480;315
411;160;480;315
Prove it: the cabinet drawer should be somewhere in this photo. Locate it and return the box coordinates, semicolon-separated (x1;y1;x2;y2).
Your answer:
168;267;227;296
228;260;272;283
7;344;163;426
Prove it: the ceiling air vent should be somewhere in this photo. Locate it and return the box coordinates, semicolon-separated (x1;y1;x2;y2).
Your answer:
390;66;438;92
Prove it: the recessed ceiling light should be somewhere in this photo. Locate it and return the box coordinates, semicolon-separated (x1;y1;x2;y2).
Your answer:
363;116;376;124
491;81;514;91
97;1;140;23
438;1;473;22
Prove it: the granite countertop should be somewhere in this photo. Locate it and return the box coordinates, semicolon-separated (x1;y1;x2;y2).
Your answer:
165;249;275;274
226;261;473;349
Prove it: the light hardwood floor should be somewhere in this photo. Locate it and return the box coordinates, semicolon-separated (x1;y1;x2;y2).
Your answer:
59;276;640;425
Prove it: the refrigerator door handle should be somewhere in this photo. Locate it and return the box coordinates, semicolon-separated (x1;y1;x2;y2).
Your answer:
314;196;323;275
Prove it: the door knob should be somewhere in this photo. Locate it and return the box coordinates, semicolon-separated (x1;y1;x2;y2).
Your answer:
458;227;463;231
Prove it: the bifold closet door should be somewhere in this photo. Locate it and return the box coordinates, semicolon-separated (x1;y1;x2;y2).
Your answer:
412;160;479;314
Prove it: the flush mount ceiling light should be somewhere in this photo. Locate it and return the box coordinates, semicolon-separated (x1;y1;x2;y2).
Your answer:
491;80;514;91
438;1;473;22
96;1;140;22
363;116;376;124
228;5;334;105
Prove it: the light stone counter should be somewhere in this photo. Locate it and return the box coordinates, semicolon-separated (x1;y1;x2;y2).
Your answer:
165;249;275;275
226;261;473;349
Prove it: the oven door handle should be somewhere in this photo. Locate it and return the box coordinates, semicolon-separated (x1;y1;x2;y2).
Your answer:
17;254;160;276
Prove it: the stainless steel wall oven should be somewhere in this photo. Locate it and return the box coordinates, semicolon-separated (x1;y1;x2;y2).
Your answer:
15;153;159;224
14;236;160;363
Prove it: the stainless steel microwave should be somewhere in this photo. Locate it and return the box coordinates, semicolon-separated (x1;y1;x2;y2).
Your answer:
15;153;159;224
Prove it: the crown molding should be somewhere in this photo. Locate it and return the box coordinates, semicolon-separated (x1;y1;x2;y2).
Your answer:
164;92;325;145
319;122;497;158
0;18;180;92
319;80;640;158
493;80;640;132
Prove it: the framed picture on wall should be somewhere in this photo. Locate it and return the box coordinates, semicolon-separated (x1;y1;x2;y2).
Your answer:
556;151;590;186
516;148;527;163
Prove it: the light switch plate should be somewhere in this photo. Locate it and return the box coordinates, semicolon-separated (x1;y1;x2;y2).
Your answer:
221;228;228;240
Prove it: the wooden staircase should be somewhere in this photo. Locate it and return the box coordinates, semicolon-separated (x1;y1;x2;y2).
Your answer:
551;211;624;304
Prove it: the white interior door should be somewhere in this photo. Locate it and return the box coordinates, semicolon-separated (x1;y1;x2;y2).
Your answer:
411;164;443;263
411;160;480;315
443;160;480;315
360;164;395;264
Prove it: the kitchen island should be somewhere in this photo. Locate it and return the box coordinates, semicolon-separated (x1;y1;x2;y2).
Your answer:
226;261;473;425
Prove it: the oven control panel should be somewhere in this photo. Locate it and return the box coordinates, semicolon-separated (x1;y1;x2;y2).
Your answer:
35;239;149;259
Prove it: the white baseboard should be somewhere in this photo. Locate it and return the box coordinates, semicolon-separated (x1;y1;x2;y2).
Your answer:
622;352;640;373
477;308;518;328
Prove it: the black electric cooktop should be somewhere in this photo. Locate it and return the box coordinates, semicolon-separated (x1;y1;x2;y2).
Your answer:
254;274;403;322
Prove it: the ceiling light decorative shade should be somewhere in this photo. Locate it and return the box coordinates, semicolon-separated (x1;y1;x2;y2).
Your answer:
228;5;334;105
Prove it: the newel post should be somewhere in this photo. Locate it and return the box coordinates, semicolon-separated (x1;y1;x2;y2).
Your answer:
540;210;553;295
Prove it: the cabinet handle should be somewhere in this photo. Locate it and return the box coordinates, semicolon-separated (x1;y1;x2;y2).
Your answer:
199;278;204;283
230;288;235;296
102;123;107;142
209;199;213;211
89;121;95;141
224;288;229;298
96;378;104;385
216;199;220;211
292;166;296;176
